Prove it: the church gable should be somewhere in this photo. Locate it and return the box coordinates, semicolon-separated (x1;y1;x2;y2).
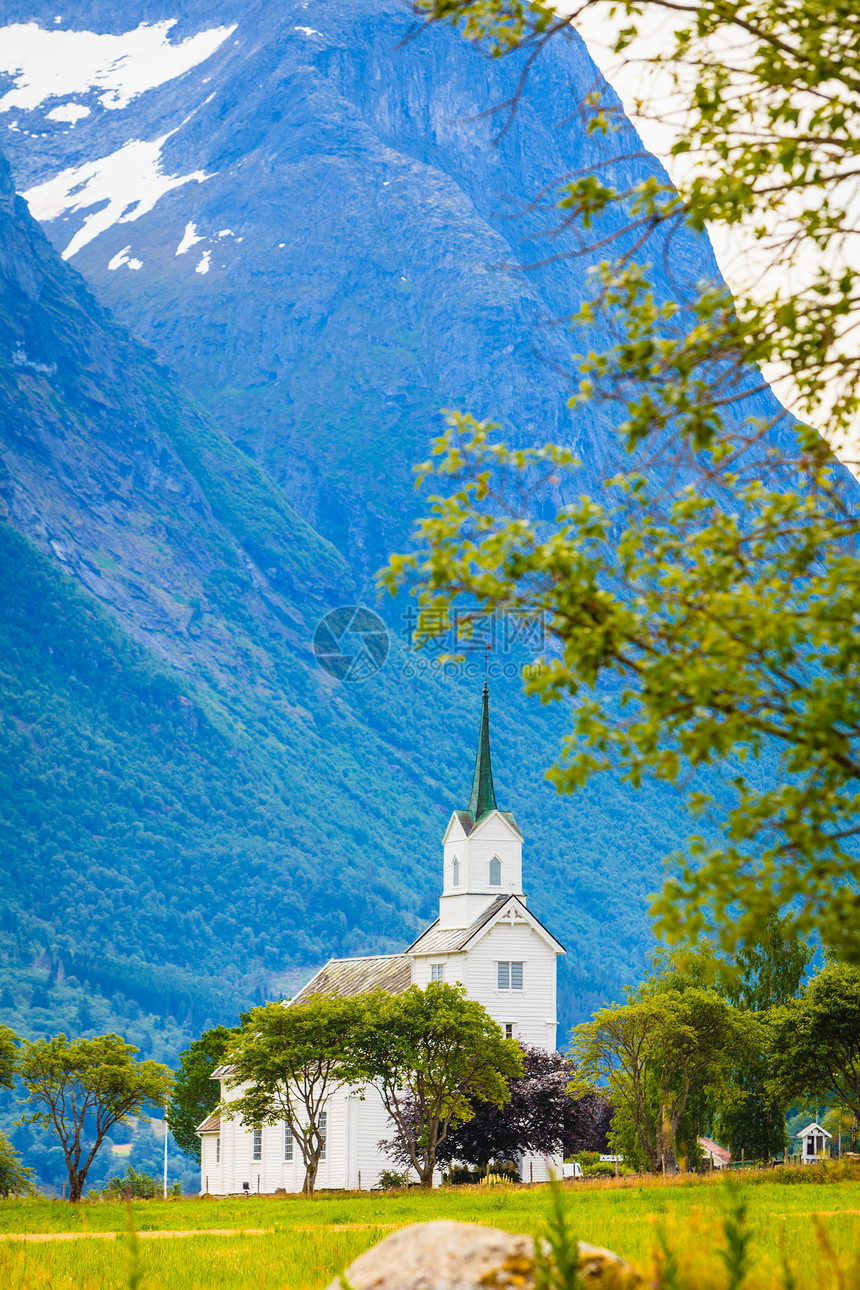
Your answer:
442;811;471;844
408;895;565;959
468;809;523;843
461;896;565;956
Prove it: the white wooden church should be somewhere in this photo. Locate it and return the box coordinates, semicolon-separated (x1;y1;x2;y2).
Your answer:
197;684;565;1193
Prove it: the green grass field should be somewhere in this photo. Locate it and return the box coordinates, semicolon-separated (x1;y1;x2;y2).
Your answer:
1;1169;859;1289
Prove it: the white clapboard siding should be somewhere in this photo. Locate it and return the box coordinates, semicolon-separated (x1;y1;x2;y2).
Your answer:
462;922;558;1050
352;1086;399;1189
443;817;523;899
411;952;465;988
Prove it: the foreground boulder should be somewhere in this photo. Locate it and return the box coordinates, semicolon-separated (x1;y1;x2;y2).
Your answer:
326;1220;642;1290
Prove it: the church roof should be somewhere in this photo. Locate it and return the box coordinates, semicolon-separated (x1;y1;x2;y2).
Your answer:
451;808;521;838
289;953;412;1005
406;895;510;955
196;1112;221;1134
468;682;497;821
407;895;566;957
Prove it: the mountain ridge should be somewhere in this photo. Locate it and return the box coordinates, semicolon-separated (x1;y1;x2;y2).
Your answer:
1;0;722;570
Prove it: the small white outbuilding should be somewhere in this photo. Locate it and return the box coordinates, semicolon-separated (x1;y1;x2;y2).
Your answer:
797;1122;832;1162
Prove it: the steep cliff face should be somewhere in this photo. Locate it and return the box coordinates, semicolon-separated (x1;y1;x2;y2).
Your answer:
0;0;719;571
0;147;351;674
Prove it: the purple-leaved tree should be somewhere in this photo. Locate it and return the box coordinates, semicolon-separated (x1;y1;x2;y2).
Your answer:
383;1046;611;1174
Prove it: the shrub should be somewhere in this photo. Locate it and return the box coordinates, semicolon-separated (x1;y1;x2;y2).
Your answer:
377;1169;410;1191
583;1162;616;1177
101;1166;161;1199
443;1164;482;1186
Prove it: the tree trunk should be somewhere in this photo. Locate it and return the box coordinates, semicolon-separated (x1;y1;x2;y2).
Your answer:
302;1158;318;1197
68;1171;83;1202
418;1154;436;1188
660;1106;679;1174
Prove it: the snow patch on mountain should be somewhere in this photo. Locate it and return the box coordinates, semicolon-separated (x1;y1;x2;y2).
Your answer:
108;245;142;271
0;19;236;113
45;102;90;124
23;131;210;259
12;340;57;375
176;221;204;256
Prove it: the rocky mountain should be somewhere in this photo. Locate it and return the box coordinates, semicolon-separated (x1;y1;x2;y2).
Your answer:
0;0;724;570
0;1;739;1135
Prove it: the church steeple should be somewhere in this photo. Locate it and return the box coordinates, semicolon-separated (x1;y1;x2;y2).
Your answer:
468;682;497;821
439;681;523;929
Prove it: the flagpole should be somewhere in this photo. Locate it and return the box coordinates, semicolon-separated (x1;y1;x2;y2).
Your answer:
163;1100;169;1199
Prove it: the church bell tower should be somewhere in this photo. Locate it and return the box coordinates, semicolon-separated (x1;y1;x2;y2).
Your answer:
438;683;525;930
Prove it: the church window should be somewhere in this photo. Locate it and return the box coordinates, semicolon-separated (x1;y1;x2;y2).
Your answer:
252;1128;262;1161
319;1111;327;1161
452;857;460;887
498;961;524;991
285;1127;293;1161
216;1137;220;1163
431;963;445;982
505;1023;514;1039
489;856;502;886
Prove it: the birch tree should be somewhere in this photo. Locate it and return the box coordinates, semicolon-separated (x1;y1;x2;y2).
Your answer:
0;1025;15;1091
571;987;746;1171
770;961;860;1120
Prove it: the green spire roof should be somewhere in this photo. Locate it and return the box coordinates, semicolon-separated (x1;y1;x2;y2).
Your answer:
468;682;497;821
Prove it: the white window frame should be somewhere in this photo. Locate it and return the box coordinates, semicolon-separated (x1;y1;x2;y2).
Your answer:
216;1136;220;1163
489;855;502;886
285;1126;293;1162
430;963;445;982
505;1023;514;1039
452;857;460;887
319;1110;327;1162
497;961;524;991
252;1127;262;1161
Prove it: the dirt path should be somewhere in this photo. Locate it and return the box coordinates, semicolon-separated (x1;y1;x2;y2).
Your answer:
0;1223;401;1243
